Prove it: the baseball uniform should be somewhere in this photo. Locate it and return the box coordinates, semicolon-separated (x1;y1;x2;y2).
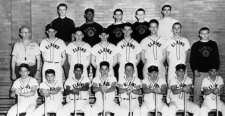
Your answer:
166;37;190;84
141;77;171;116
40;38;66;83
140;35;167;80
57;74;92;116
31;80;63;116
158;17;178;40
91;42;117;77
7;76;39;116
117;39;142;79
168;76;200;116
200;76;225;116
66;41;91;79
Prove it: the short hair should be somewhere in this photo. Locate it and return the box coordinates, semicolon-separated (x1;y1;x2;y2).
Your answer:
19;25;31;33
135;8;145;15
57;3;67;10
199;27;210;34
114;8;123;15
123;22;132;28
175;64;186;71
74;64;84;71
149;19;159;27
162;4;172;11
100;61;110;68
45;69;55;76
72;27;84;34
125;62;134;69
19;63;30;71
100;28;109;34
148;65;159;73
172;22;182;29
85;8;94;14
45;23;57;32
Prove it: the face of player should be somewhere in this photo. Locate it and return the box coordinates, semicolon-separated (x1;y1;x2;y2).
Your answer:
74;31;84;41
123;26;133;37
47;28;57;38
162;6;171;17
199;30;209;40
125;66;134;77
100;33;109;42
74;68;83;79
20;27;31;40
149;22;158;35
135;10;145;21
172;24;182;36
100;65;109;76
85;11;94;22
113;11;123;22
148;71;158;79
176;69;185;79
209;69;217;77
46;73;55;83
19;67;30;78
58;6;67;18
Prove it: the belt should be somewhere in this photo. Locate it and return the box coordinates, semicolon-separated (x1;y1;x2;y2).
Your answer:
121;97;138;100
75;98;88;100
44;61;60;63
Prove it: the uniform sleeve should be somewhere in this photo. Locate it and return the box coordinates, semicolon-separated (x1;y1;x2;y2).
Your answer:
11;80;20;90
91;45;98;56
169;78;177;87
60;40;67;52
64;78;72;89
40;83;47;89
135;41;142;54
86;44;92;56
201;78;208;90
217;76;224;87
39;40;45;52
140;38;146;50
116;42;122;54
186;77;193;85
165;39;172;53
93;77;100;84
66;43;72;55
30;78;39;88
159;78;167;86
33;42;41;56
12;43;19;56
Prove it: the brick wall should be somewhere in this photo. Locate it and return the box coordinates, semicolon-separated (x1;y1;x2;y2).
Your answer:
0;0;225;97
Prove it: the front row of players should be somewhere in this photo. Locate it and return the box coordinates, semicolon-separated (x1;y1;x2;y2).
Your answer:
8;62;225;116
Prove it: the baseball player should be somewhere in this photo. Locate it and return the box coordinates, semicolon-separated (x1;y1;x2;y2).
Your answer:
7;64;39;116
140;19;167;81
117;23;142;80
57;64;92;116
169;64;200;116
166;22;190;84
91;28;118;77
11;25;41;81
91;61;120;116
30;69;63;116
66;28;91;79
200;68;225;116
40;24;66;84
117;62;142;116
141;65;171;116
158;4;179;40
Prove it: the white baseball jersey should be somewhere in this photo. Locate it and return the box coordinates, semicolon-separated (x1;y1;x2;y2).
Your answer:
117;39;142;65
166;37;190;66
169;76;192;107
201;76;224;106
158;17;178;40
12;41;40;65
40;38;66;62
66;41;91;67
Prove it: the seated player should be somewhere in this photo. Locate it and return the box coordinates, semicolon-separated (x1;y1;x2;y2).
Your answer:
31;69;63;116
169;64;200;116
7;63;39;116
57;64;92;116
117;63;142;116
141;65;171;116
92;61;120;116
200;68;225;116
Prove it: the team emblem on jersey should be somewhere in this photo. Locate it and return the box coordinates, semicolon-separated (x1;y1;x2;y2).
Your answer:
85;27;96;37
136;25;148;35
113;28;123;38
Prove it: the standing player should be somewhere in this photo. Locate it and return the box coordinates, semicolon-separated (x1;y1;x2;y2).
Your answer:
91;29;118;77
166;22;190;84
169;64;200;116
117;63;142;116
7;64;39;116
200;68;225;116
158;4;178;40
107;9;125;45
80;8;103;47
40;24;66;84
66;28;91;79
117;23;142;79
92;61;120;116
140;19;167;80
141;66;170;116
11;25;41;81
31;69;63;116
57;64;92;116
